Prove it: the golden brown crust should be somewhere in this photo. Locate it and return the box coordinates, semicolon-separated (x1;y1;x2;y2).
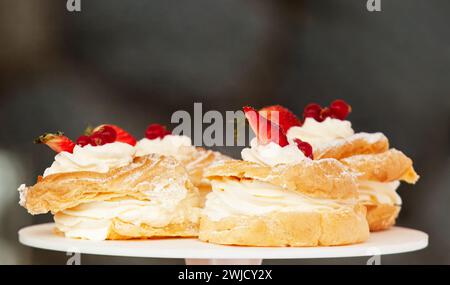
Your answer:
341;149;419;184
54;220;199;240
205;159;358;200
107;219;199;239
364;204;400;232
180;147;231;188
174;147;230;206
24;154;197;215
199;204;369;246
314;133;389;160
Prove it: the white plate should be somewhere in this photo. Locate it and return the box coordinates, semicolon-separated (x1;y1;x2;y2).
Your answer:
18;223;428;259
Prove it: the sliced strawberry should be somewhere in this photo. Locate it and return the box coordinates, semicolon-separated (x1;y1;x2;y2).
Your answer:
145;124;172;140
259;105;302;133
92;124;136;146
243;106;289;147
34;132;76;153
293;138;313;159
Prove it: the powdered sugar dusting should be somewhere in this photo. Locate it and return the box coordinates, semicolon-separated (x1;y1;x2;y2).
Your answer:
184;150;210;170
315;132;386;153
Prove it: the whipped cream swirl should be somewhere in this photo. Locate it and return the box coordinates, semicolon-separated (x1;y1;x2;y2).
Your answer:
241;138;307;166
287;117;354;150
135;135;192;159
203;179;350;221
43;142;136;177
357;180;402;205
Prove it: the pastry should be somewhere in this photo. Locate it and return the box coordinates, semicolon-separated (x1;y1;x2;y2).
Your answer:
19;125;201;240
283;100;419;231
341;149;418;231
135;124;229;202
198;107;369;246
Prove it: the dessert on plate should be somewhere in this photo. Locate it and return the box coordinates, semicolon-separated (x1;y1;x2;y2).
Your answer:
19;124;201;240
135;123;229;201
282;100;419;231
199;107;369;246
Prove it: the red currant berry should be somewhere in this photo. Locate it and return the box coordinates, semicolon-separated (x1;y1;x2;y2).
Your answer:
304;103;322;114
330;99;352;120
97;125;117;143
303;103;322;122
304;103;321;115
145;124;172;140
304;110;321;121
320;107;332;121
76;135;91;147
89;133;105;146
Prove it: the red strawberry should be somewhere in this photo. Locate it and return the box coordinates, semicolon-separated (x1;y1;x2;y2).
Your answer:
92;124;136;146
34;132;76;153
293;138;313;159
243;106;289;147
145;124;172;140
259;105;302;133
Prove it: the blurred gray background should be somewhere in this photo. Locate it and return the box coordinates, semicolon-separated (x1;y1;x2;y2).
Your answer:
0;0;449;264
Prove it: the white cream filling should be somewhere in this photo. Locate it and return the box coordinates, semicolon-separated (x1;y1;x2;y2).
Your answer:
241;138;307;166
135;135;193;159
43;142;136;177
54;182;200;240
287;117;354;150
203;179;353;221
357;180;402;206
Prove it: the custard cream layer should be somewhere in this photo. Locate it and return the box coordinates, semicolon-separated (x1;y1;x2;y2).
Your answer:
203;178;354;221
54;182;200;240
357;180;401;206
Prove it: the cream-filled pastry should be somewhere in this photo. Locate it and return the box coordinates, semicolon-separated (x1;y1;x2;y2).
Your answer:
135;124;230;202
341;149;418;231
19;125;202;240
199;159;369;247
280;100;419;231
199;106;369;246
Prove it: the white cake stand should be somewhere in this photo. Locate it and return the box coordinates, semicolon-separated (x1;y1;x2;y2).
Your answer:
18;223;428;265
